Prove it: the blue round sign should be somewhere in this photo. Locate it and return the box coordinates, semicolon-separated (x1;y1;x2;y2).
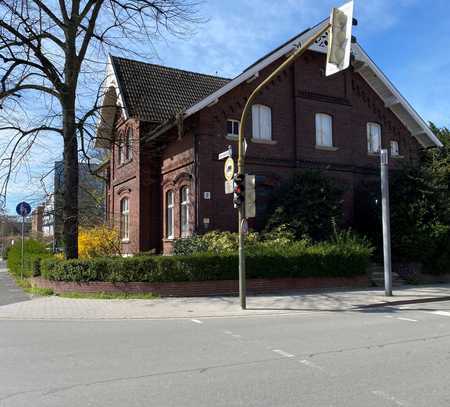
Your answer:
16;201;31;217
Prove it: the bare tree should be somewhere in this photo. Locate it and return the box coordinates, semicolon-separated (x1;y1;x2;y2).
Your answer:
0;0;200;258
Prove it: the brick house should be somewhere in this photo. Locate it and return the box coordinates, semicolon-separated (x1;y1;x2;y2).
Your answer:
96;19;442;255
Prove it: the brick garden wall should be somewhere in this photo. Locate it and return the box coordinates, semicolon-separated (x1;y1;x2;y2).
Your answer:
31;275;368;297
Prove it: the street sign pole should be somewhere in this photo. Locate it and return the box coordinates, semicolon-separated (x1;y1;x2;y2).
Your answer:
21;215;24;279
380;149;393;296
16;201;31;280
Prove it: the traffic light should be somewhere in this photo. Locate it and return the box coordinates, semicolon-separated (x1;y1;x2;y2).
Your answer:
325;0;355;77
233;174;245;208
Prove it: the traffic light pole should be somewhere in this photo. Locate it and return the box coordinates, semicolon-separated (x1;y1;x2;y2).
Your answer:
237;23;331;310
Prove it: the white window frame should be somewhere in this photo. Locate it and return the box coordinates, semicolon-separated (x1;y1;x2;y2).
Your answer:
180;186;189;238
120;197;129;241
367;122;382;154
252;104;272;141
226;119;240;138
166;190;174;239
315;113;333;147
390;140;400;157
125;128;133;161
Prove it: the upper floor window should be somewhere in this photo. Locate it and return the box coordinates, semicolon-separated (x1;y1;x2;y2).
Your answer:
120;197;129;241
227;119;240;138
125;128;133;161
118;128;133;165
166;190;174;239
180;186;189;238
367;122;381;154
390;140;400;157
252;104;272;141
315;113;333;147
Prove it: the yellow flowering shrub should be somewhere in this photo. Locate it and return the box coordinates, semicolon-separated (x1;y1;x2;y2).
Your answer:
78;226;121;259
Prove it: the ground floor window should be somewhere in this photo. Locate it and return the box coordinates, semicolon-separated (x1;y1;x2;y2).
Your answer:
166;190;174;239
120;197;129;241
180;186;189;237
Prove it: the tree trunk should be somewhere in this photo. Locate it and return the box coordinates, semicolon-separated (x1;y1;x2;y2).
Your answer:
62;89;79;259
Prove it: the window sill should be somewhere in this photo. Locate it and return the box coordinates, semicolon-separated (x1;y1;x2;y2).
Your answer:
117;159;133;168
225;134;239;141
251;139;277;145
315;145;339;152
121;238;130;244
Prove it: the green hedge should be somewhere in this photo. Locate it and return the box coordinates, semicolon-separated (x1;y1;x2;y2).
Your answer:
6;239;52;278
41;241;371;283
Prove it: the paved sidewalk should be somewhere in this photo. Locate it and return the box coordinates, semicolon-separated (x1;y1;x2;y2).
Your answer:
0;284;449;320
0;260;30;306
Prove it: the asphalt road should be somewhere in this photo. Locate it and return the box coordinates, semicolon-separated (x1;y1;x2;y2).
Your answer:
1;298;450;406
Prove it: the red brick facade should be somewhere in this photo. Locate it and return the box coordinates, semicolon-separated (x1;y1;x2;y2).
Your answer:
105;50;422;254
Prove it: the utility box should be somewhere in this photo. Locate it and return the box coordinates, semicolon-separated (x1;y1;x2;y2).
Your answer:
245;175;256;218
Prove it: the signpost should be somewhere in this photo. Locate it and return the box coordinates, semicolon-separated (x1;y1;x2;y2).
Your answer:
15;201;31;279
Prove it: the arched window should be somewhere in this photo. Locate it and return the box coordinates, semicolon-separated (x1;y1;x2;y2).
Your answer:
180;186;189;237
367;122;381;153
166;191;174;239
120;197;129;240
252;104;272;140
315;113;333;147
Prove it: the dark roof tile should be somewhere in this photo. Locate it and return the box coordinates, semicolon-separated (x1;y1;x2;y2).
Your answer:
111;56;230;123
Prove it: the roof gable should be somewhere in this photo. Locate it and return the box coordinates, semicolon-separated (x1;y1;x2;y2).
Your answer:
111;56;230;123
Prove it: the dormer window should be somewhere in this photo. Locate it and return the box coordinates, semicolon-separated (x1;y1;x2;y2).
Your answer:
227;119;240;138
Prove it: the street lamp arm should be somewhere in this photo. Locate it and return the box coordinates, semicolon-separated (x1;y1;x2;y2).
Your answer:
236;22;331;310
237;22;331;174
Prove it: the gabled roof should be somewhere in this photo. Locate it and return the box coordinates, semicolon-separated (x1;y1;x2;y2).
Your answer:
99;19;442;149
111;56;230;123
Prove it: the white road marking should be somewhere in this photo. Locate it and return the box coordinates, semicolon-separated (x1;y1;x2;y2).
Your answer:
431;311;450;317
371;390;409;406
299;359;326;372
272;349;295;358
224;330;233;335
385;315;394;318
397;317;418;322
191;319;203;324
231;334;242;339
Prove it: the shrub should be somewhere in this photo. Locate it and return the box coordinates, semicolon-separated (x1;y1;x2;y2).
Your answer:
78;226;121;259
263;170;343;241
7;239;49;278
173;234;208;256
41;236;372;283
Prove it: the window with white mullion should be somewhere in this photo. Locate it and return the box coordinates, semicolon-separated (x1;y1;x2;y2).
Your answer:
166;191;174;239
252;104;272;140
315;113;333;147
120;197;129;241
180;186;190;238
227;119;240;137
367;122;381;153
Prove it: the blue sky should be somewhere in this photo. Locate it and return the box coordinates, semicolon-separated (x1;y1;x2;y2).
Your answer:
2;0;449;213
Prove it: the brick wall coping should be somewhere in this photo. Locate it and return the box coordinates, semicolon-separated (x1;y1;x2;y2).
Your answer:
31;275;368;297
